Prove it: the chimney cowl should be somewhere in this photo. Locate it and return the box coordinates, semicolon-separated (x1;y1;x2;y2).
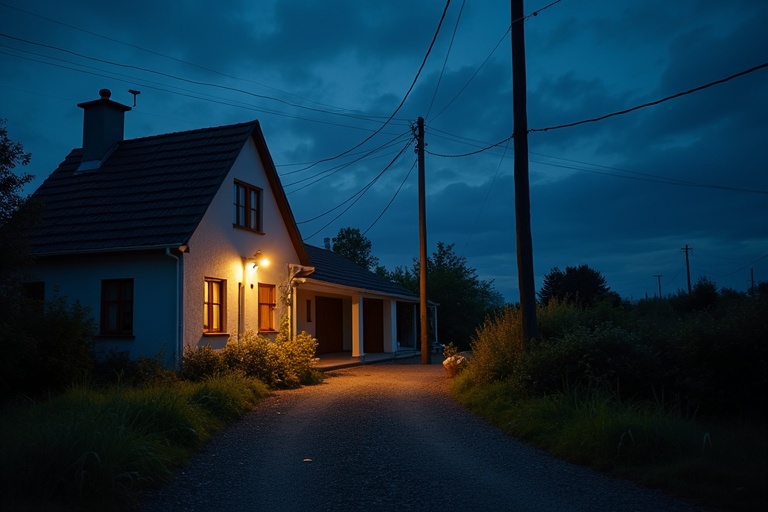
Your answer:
77;89;131;168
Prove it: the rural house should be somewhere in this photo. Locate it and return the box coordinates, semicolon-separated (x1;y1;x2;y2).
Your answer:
24;89;428;369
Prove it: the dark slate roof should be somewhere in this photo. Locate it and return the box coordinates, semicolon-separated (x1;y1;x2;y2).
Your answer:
304;244;418;300
26;121;307;263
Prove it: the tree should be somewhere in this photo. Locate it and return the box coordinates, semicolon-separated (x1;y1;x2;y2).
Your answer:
331;227;379;270
538;264;610;307
382;242;504;349
0;119;35;294
0;119;33;226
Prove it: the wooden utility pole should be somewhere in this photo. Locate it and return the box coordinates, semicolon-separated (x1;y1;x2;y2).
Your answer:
682;244;692;293
653;274;663;299
511;0;538;346
417;116;430;364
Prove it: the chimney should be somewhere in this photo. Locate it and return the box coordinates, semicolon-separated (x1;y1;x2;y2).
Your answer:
76;89;131;168
324;237;331;250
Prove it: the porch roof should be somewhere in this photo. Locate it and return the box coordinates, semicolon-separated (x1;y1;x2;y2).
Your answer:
304;244;418;300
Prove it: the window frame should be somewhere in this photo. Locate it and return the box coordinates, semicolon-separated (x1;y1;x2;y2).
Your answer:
258;283;277;332
233;180;263;232
100;278;134;336
204;278;226;334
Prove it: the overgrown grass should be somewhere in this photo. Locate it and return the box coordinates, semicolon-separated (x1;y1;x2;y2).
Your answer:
0;373;269;511
451;376;767;511
453;294;768;512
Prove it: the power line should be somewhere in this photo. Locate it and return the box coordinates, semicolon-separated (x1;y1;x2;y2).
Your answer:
426;133;514;158
429;0;563;123
0;47;407;136
0;33;397;125
283;131;411;191
530;62;768;133
362;159;418;236
426;0;465;120
531;158;768;195
288;0;452;174
462;139;511;255
0;0;358;114
280;130;411;178
428;62;768;159
300;140;414;240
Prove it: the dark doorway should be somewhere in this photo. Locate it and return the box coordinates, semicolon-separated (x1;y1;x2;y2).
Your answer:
363;298;384;353
396;302;416;348
315;296;343;354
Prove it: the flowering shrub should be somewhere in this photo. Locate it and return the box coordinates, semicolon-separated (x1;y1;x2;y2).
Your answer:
182;328;319;389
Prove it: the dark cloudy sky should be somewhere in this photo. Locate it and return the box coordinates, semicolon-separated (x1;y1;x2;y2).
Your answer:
2;0;767;302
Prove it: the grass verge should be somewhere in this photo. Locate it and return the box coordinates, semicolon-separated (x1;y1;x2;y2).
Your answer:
451;372;767;512
0;373;269;511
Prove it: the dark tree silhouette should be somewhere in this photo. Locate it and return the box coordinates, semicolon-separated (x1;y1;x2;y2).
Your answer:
331;227;379;270
382;242;504;349
538;264;610;307
0;119;35;293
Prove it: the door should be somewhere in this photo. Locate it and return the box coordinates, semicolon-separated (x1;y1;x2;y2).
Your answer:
315;296;343;354
363;298;384;353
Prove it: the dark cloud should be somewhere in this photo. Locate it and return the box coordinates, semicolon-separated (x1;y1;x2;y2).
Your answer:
1;0;765;301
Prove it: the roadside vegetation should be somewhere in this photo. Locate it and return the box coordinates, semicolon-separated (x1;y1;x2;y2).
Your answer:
452;280;768;512
0;314;320;511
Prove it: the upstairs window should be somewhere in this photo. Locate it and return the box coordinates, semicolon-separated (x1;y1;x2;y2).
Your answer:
234;181;263;232
204;278;225;333
258;283;277;332
101;279;133;336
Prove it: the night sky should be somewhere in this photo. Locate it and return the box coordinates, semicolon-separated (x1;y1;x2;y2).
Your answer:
1;0;766;302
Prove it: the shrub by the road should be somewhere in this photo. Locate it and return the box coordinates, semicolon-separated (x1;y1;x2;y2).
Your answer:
454;290;768;511
183;329;320;388
0;373;269;511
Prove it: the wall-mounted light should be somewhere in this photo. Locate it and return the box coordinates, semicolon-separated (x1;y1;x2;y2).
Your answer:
251;250;270;269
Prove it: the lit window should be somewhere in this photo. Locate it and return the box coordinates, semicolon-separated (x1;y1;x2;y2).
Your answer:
234;180;263;232
258;283;277;331
204;278;225;333
101;279;133;335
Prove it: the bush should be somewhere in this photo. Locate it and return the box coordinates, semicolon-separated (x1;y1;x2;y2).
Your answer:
519;324;654;400
468;306;524;384
466;287;768;421
181;330;319;389
181;345;228;382
93;352;178;388
0;374;269;510
1;295;96;397
227;330;318;389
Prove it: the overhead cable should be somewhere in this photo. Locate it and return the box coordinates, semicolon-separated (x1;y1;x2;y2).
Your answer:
290;0;452;174
426;0;465;120
362;159;417;236
300;140;414;240
530;62;768;133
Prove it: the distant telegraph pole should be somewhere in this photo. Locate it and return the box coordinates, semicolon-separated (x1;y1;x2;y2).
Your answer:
653;274;663;299
511;0;538;346
681;244;693;293
416;117;430;364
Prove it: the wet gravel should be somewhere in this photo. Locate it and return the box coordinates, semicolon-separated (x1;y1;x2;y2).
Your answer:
140;358;704;512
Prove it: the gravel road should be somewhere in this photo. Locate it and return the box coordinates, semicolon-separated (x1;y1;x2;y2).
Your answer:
140;358;704;512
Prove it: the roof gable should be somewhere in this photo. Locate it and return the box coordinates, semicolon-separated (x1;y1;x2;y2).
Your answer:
304;244;417;299
27;121;308;263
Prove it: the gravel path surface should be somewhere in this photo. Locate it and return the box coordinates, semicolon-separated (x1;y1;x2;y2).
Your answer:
140;358;704;512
